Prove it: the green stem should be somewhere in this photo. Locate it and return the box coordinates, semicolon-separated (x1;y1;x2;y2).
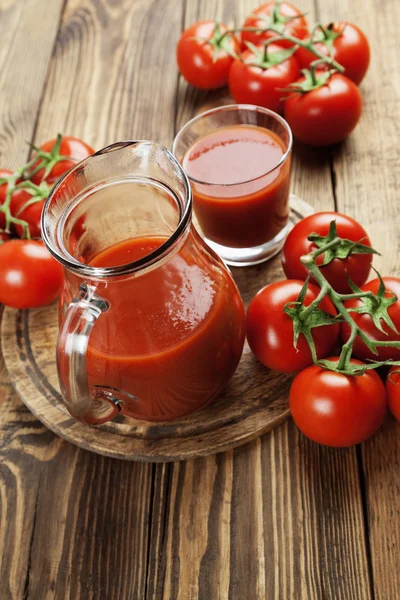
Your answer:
339;291;377;301
310;23;329;42
304;329;319;365
337;322;358;370
268;28;344;71
218;19;344;72
309;62;319;86
272;0;283;22
300;237;341;263
300;249;400;372
301;283;329;318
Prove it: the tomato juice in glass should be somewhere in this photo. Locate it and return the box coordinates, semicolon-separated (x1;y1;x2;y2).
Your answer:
173;105;293;267
44;141;245;425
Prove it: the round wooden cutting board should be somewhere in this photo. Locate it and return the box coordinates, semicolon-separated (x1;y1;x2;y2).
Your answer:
1;195;313;462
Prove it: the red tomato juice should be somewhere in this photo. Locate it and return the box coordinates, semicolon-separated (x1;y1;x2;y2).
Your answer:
84;236;245;421
183;124;291;248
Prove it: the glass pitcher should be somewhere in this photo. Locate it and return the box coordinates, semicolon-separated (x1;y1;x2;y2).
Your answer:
42;141;246;425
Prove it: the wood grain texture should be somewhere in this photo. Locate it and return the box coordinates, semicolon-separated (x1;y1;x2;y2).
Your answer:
317;1;400;598
0;0;65;169
149;430;371;599
0;0;398;598
1;197;312;461
33;0;181;149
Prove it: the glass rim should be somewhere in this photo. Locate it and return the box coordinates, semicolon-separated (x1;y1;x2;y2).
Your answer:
41;140;193;279
172;104;293;187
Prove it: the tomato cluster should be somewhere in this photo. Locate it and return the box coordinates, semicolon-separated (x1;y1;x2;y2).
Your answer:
176;2;370;146
246;212;400;448
0;136;94;309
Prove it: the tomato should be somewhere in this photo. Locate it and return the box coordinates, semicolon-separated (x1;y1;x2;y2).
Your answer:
228;43;300;113
284;73;362;146
296;22;370;85
10;188;44;238
246;279;339;373
290;359;387;447
0;168;13;230
341;277;400;362
0;232;10;243
0;168;12;202
0;240;63;309
242;2;308;48
31;136;95;185
281;212;373;294
385;368;400;422
177;21;240;89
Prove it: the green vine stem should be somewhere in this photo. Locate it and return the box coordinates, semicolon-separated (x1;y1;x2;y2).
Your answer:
0;134;71;239
22;133;71;181
297;236;400;375
0;171;31;237
217;23;344;72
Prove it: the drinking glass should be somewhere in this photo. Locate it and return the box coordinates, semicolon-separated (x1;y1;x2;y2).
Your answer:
173;104;293;266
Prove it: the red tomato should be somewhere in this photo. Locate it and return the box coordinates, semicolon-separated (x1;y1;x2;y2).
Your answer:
296;22;370;85
31;136;95;185
0;168;13;230
10;188;44;238
242;2;308;48
228;43;300;113
284;73;362;146
246;279;339;373
0;240;63;309
0;231;10;243
341;277;400;361
177;21;240;89
281;212;373;294
386;368;400;422
290;359;387;447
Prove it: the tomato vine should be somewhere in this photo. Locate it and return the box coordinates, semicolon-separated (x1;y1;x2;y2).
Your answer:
0;133;71;240
285;221;400;375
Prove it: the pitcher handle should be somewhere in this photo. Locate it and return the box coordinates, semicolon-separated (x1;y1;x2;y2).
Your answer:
57;283;121;425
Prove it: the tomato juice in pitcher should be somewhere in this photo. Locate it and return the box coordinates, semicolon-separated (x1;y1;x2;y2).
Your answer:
43;141;245;424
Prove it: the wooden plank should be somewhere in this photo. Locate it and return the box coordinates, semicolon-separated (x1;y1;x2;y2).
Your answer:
149;426;371;599
33;0;181;148
0;2;63;597
147;0;372;598
0;0;65;169
316;1;400;598
0;391;153;599
0;0;184;598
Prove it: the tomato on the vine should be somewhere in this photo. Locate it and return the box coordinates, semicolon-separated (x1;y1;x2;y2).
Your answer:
10;188;44;238
282;212;373;294
241;2;308;48
228;43;300;113
284;72;362;146
290;358;387;447
386;368;400;422
246;279;339;373
296;22;370;85
341;277;400;362
31;136;94;185
0;240;63;309
0;168;13;230
177;21;240;89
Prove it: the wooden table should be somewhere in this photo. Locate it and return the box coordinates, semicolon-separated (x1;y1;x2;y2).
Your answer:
0;0;399;598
